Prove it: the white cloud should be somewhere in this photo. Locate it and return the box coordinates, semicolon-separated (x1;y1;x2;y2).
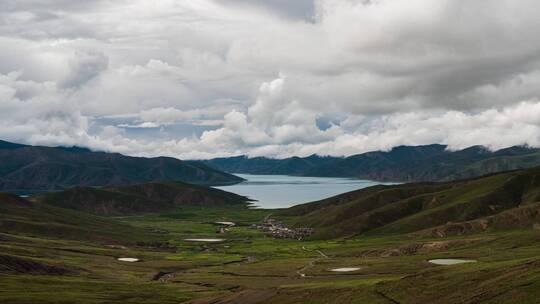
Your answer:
117;122;160;129
62;50;108;88
1;0;540;158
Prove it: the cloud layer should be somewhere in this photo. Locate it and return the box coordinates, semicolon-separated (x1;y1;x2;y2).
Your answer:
1;0;540;158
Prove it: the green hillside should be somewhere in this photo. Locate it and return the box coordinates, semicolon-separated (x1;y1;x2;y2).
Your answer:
0;193;153;243
281;167;540;239
39;182;250;216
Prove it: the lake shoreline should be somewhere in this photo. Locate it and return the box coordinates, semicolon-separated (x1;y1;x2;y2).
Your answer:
215;173;394;209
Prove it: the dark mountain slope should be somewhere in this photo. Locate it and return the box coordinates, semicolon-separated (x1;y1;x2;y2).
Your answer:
0;140;26;149
302;144;452;180
0;193;150;243
39;182;250;216
202;154;337;176
0;140;243;191
202;144;540;182
280;166;540;239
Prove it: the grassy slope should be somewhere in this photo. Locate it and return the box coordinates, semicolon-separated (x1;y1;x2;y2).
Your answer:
281;167;540;239
39;182;250;216
0;193;156;243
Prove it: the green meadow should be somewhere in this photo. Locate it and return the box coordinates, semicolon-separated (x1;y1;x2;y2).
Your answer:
2;204;540;304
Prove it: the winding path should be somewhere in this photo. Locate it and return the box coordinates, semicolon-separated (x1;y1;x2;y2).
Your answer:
297;246;328;278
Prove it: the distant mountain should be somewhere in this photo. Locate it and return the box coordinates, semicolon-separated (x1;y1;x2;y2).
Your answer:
202;154;337;176
39;182;250;216
202;144;540;182
280;165;540;239
0;140;243;191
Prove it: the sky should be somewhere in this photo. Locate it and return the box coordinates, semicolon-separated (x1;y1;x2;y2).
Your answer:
1;0;540;159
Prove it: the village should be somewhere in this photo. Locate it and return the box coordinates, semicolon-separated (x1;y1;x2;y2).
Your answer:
252;216;314;240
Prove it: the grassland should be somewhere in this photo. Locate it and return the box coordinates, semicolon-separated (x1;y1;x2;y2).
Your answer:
281;166;540;239
2;203;540;304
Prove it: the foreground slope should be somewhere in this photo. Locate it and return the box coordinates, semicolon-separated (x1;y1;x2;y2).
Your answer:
39;182;250;216
0;139;243;191
281;166;540;239
203;144;540;182
0;193;151;243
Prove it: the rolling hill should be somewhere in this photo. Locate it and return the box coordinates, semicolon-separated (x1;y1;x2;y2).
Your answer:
280;166;540;239
0;140;243;192
0;192;152;243
202;144;540;182
38;182;251;216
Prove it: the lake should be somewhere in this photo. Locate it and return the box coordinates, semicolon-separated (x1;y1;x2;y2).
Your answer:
215;174;392;209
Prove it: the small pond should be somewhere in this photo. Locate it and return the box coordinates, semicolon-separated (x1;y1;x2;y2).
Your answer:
117;258;139;262
183;238;225;242
428;259;476;265
330;267;362;272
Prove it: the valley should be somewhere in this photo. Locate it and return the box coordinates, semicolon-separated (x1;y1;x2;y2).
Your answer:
5;2;540;303
2;140;540;303
2;206;539;304
2;166;540;303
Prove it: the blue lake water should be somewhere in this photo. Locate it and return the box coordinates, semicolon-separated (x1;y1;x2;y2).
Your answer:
215;174;392;209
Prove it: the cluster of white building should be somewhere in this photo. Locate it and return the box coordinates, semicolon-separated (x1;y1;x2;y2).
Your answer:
253;217;314;240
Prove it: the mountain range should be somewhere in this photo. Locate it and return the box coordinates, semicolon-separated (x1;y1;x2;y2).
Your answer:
202;144;540;182
0;140;243;192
